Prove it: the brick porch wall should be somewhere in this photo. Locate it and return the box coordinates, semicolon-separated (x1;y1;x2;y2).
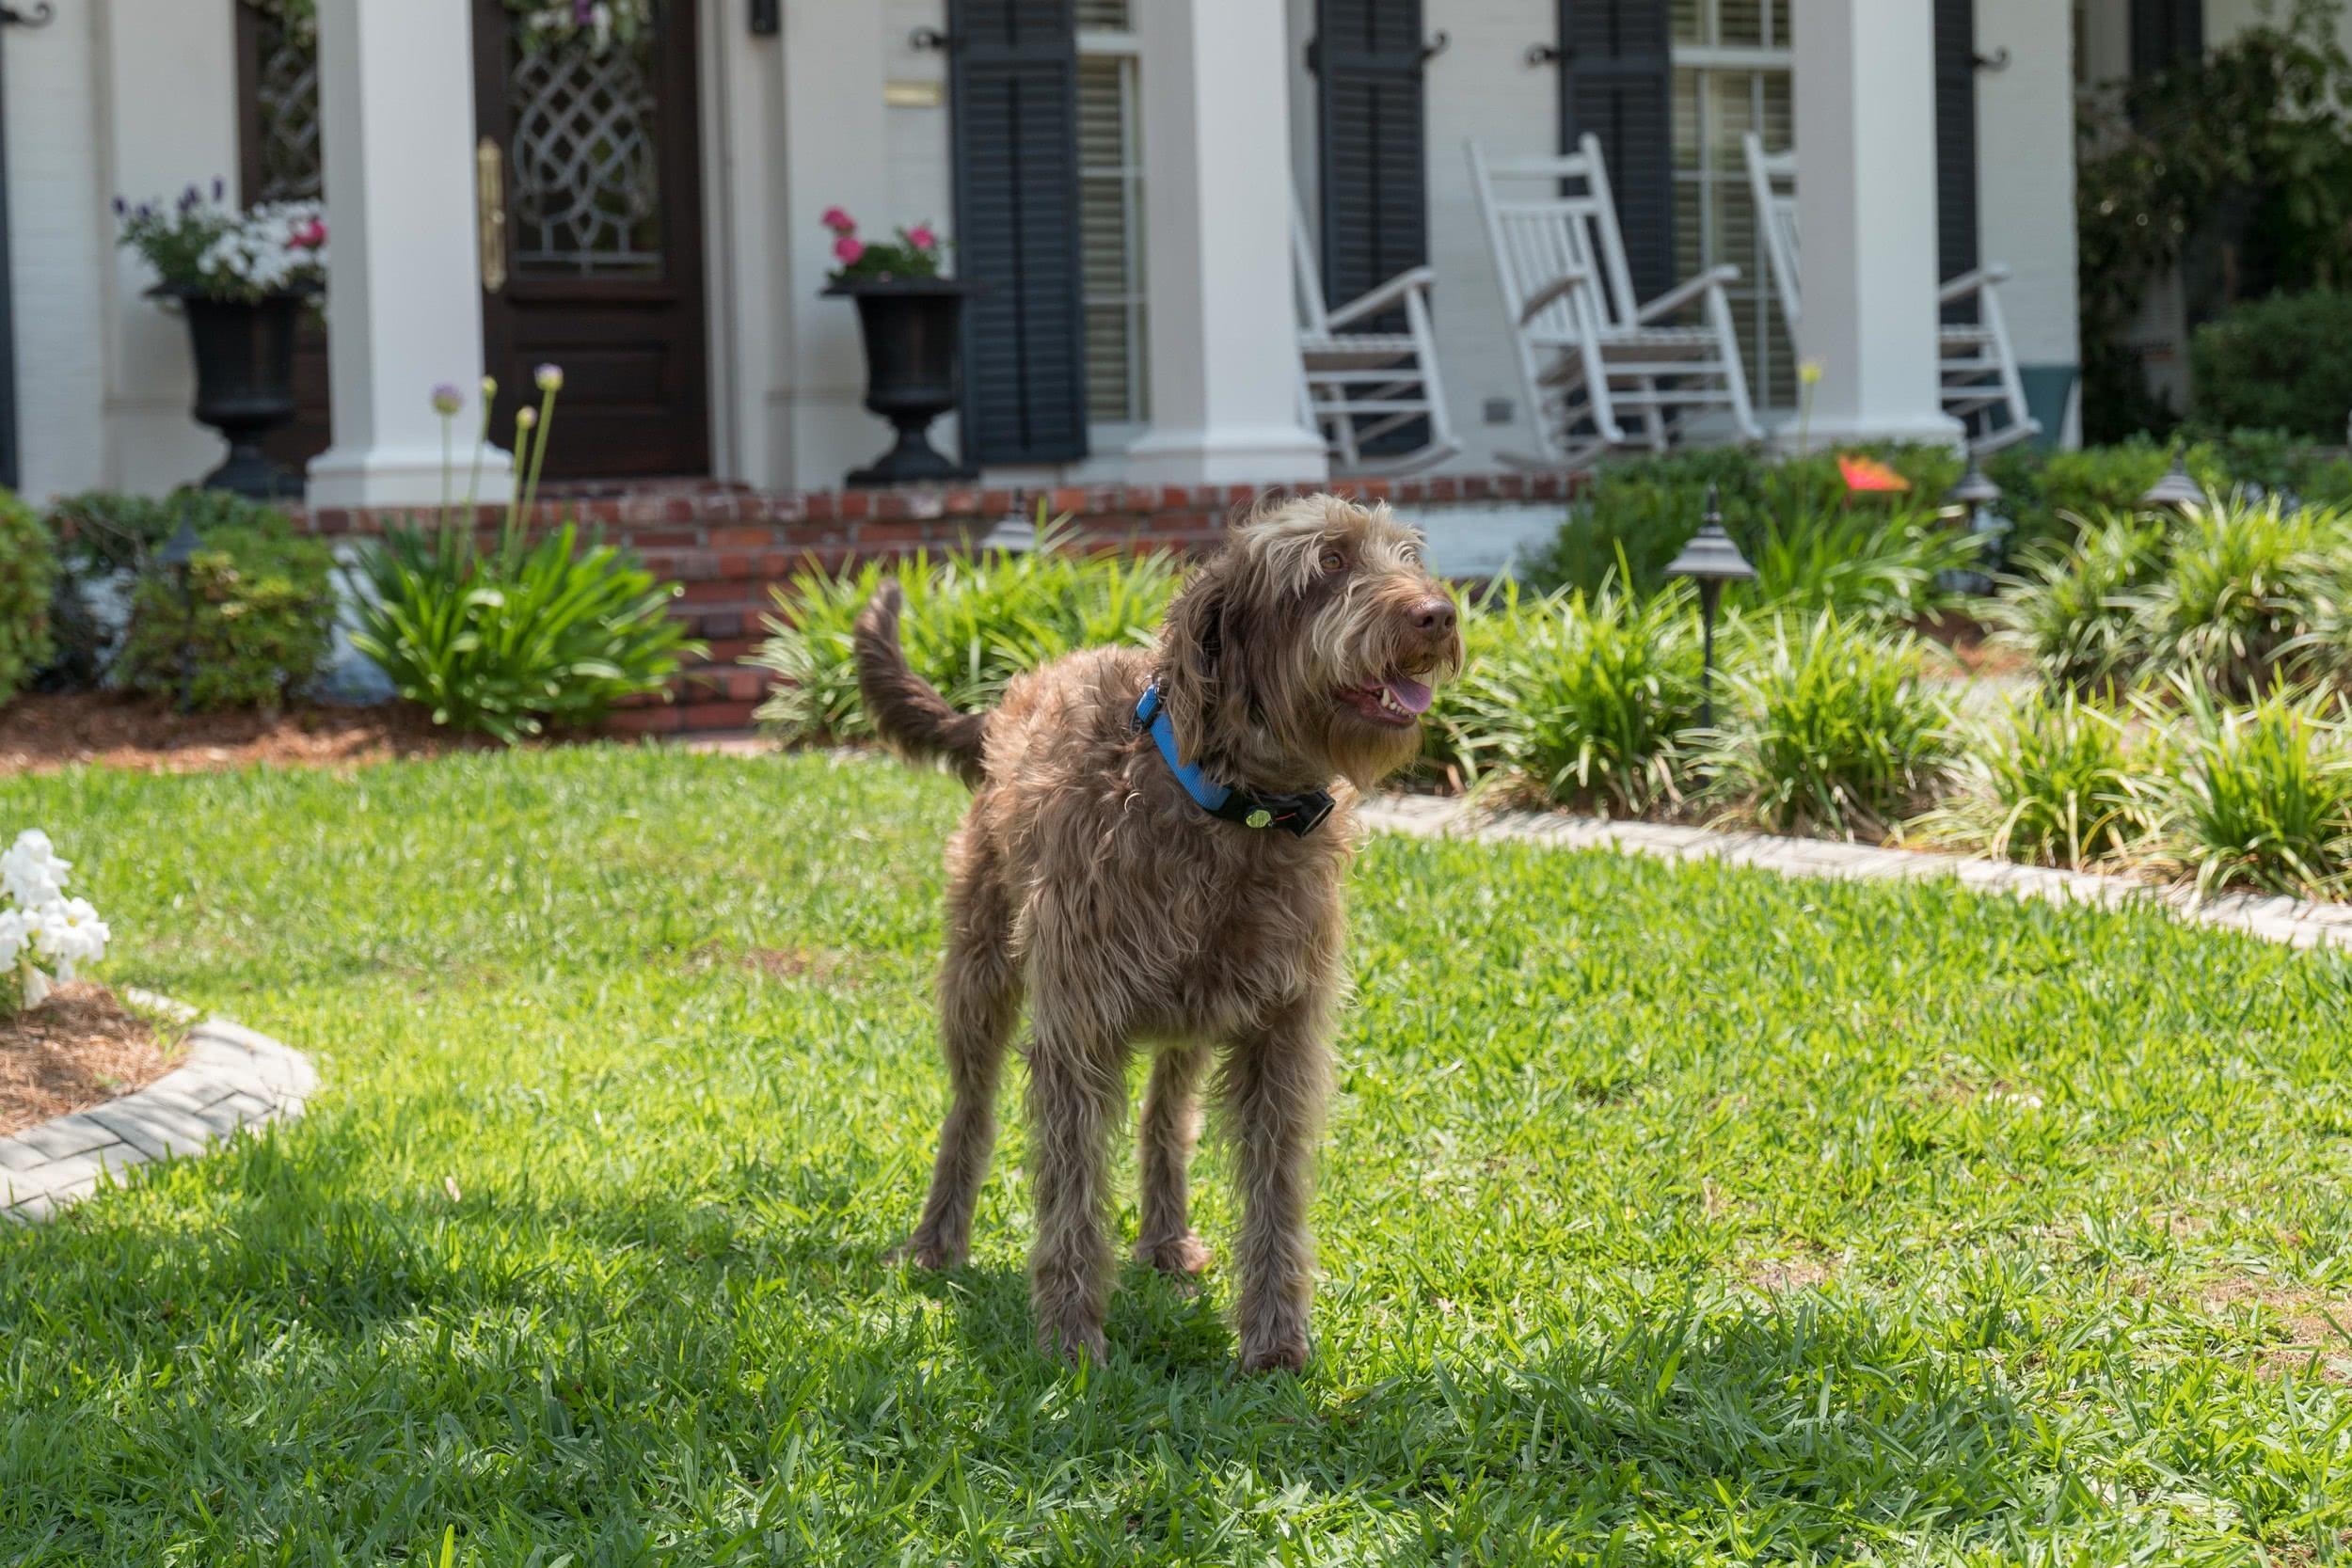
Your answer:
295;471;1580;736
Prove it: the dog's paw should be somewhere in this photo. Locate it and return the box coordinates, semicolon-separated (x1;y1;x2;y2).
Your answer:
887;1233;963;1271
1037;1317;1109;1368
1136;1230;1214;1279
1237;1325;1311;1374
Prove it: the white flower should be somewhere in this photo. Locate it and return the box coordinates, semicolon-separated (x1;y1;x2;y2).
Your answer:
31;896;108;981
0;907;31;972
0;829;70;910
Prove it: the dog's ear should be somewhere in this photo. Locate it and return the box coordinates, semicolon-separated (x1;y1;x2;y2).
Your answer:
1156;553;1255;766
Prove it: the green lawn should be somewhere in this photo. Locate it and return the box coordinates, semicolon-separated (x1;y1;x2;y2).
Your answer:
3;748;2350;1565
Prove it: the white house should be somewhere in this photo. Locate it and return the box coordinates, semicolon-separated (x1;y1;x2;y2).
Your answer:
0;0;2244;509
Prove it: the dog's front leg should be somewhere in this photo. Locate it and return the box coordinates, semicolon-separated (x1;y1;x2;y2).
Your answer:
1025;1024;1124;1365
1224;1001;1332;1373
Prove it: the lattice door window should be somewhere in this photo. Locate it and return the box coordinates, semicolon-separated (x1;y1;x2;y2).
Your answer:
506;21;665;278
246;6;323;203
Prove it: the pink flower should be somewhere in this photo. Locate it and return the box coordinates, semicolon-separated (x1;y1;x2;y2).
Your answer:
288;218;326;250
907;224;938;250
820;207;855;234
834;235;866;265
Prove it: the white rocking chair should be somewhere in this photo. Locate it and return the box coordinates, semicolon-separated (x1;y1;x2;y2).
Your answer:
1742;133;2042;456
1466;135;1762;469
1292;198;1460;475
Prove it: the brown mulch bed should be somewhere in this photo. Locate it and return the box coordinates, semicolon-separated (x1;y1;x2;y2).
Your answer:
0;692;501;775
0;983;184;1136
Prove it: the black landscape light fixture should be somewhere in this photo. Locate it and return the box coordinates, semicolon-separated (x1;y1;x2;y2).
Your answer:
2140;452;2204;511
1666;484;1755;732
1943;463;2010;595
156;506;204;713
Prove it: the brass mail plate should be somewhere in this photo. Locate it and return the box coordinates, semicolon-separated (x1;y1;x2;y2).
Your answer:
884;79;944;108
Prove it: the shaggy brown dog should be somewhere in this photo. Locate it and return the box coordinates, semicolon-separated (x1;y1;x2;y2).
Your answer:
856;496;1461;1370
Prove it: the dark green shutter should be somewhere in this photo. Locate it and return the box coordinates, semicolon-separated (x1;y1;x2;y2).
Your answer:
1556;0;1674;302
1933;0;1979;287
2130;0;2203;77
1315;0;1428;318
947;0;1089;464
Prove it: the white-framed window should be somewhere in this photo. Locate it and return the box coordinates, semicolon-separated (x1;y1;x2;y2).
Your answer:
1671;0;1797;407
1077;2;1148;434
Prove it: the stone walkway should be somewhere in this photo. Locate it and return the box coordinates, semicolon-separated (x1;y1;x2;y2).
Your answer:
0;994;314;1224
1358;795;2352;953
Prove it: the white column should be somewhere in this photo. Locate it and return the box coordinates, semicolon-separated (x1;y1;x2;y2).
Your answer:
96;0;240;493
1124;0;1327;485
1789;0;1963;449
773;2;891;489
307;0;510;508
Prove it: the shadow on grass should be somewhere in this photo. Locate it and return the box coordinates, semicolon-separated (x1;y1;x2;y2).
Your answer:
0;1134;2106;1562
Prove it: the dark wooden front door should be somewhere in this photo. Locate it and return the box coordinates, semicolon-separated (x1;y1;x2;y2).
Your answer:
471;0;709;478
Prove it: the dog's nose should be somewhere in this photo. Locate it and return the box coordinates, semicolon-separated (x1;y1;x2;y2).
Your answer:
1409;597;1457;638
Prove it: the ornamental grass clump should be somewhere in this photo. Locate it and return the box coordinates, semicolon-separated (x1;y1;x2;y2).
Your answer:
0;830;110;1012
352;370;703;743
2150;676;2352;898
1702;611;1955;840
2147;493;2344;701
1417;578;1531;787
1917;690;2157;870
1448;579;1703;815
1986;510;2166;696
754;512;1181;745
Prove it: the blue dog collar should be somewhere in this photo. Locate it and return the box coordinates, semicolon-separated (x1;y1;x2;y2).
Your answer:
1135;683;1335;837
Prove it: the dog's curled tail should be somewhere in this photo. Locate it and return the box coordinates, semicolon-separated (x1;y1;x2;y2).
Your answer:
854;580;989;788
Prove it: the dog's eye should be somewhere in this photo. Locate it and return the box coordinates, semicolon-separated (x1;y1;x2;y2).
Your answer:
1318;547;1346;574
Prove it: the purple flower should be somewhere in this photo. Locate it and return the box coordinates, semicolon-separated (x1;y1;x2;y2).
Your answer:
111;196;127;217
179;183;200;212
212;176;226;203
573;0;591;22
430;383;464;416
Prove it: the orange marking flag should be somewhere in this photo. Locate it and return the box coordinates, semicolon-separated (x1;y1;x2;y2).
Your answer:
1836;453;1911;494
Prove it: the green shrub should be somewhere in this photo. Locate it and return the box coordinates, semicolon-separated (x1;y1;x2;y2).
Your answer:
1701;611;1955;840
1985;512;2168;695
1981;436;2225;557
1419;578;1530;786
2189;292;2352;441
2145;493;2344;700
1918;691;2156;869
1744;505;1983;624
0;491;56;704
353;520;700;743
45;488;295;574
2152;677;2352;898
1518;444;1963;600
754;519;1181;745
1447;580;1702;815
116;519;334;709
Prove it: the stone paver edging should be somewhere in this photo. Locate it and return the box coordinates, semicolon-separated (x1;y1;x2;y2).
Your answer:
1359;795;2352;953
0;991;314;1225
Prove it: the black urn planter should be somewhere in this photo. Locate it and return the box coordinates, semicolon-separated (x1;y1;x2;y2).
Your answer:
826;277;977;487
151;283;313;500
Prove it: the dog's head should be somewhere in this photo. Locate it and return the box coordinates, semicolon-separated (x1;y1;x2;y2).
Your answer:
1156;496;1463;792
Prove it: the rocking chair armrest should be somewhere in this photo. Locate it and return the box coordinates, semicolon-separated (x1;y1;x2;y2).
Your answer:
1634;264;1742;325
1938;261;2013;305
1516;265;1593;326
1324;265;1439;328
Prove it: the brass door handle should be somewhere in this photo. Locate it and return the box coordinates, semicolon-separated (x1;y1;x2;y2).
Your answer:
477;136;507;293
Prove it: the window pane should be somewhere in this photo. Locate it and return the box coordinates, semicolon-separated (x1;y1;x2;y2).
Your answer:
1719;0;1764;48
1075;0;1129;30
1672;0;1705;46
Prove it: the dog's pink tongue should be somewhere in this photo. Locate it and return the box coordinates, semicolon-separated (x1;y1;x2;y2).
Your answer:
1384;675;1433;715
